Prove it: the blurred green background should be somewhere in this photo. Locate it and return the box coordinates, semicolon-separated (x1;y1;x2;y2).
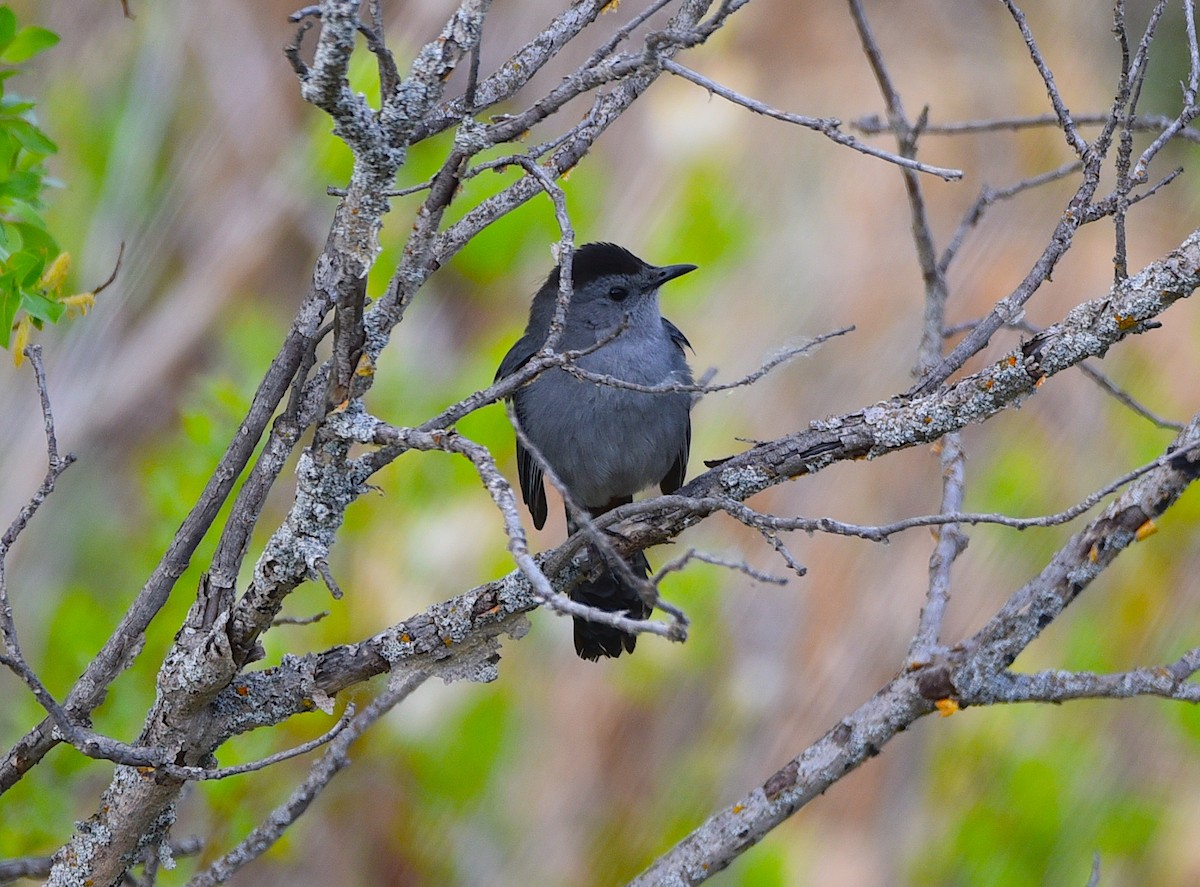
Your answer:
1;1;1199;885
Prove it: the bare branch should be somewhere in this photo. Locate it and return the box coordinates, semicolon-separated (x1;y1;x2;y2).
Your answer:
166;706;354;782
0;838;203;887
1000;0;1088;156
1076;361;1183;431
271;610;330;628
938;160;1082;276
631;411;1200;885
557;325;854;395
908;432;967;663
852;111;1200;142
1133;0;1200;179
652;548;788;586
964;651;1200;705
664;60;962;180
184;676;424;887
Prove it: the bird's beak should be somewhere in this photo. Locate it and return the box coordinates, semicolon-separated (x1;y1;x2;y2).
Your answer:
649;263;698;286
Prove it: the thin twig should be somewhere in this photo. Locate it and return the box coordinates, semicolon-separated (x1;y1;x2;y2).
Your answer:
184;674;426;887
944;313;1184;431
166;706;354;782
652;548;788;586
0;838;204;886
311;557;343;600
665;60;962;181
1001;0;1087;156
908;433;967;662
939;160;1082;275
851;111;1200;142
271;610;331;627
557;326;854;395
1076;361;1183;430
1134;0;1200;179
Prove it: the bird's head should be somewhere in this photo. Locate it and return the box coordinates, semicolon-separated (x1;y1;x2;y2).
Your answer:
532;242;696;342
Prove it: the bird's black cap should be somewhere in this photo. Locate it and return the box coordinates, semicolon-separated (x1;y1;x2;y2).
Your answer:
567;242;646;287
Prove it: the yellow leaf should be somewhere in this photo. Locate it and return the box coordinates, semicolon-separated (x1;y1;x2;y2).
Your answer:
1135;520;1157;541
11;315;32;366
38;252;71;293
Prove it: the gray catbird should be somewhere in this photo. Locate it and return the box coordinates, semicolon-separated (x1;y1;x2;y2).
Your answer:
496;242;696;660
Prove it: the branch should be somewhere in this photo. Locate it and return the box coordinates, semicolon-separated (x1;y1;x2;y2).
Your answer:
0;281;337;793
1000;0;1088;156
962;649;1200;705
184;675;424;887
201;230;1200;744
630;410;1200;885
0;838;203;887
851;110;1200;142
664;60;963;180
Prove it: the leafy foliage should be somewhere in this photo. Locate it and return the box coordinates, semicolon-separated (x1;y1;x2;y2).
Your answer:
0;6;83;365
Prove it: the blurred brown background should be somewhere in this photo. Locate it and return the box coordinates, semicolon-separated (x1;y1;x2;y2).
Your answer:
1;1;1199;885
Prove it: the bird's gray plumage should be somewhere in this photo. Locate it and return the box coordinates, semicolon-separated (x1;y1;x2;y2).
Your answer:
496;243;696;659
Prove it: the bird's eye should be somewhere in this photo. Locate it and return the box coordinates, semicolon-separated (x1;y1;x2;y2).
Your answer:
607;285;629;302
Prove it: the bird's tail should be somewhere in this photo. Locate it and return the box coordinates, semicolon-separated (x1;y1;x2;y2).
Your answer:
570;550;652;660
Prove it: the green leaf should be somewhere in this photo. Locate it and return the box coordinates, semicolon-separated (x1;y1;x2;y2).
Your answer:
0;171;47;204
1;219;22;252
19;287;64;324
0;9;16;58
11;221;56;262
0;280;17;341
2;26;59;64
3;118;55;155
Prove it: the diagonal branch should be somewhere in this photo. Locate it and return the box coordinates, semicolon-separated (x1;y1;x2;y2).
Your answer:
201;229;1200;745
627;410;1200;886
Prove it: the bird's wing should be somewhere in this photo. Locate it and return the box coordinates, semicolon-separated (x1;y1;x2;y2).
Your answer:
660;317;692;494
496;337;548;530
662;317;692;352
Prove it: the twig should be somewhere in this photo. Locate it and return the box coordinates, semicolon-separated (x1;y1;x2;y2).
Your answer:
1001;0;1087;156
0;838;203;886
184;674;426;887
166;706;354;781
557;326;854;396
1076;361;1183;431
664;60;962;181
938;160;1082;275
851;111;1200;142
271;610;330;627
311;557;343;600
961;648;1200;705
623;441;1200;544
511;158;575;353
92;241;125;296
1133;0;1195;180
908;433;967;663
652;548;788;587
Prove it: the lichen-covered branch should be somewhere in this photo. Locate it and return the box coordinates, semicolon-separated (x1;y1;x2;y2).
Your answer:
629;410;1200;885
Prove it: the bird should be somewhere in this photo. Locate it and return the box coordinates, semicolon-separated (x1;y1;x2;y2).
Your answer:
496;242;696;659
